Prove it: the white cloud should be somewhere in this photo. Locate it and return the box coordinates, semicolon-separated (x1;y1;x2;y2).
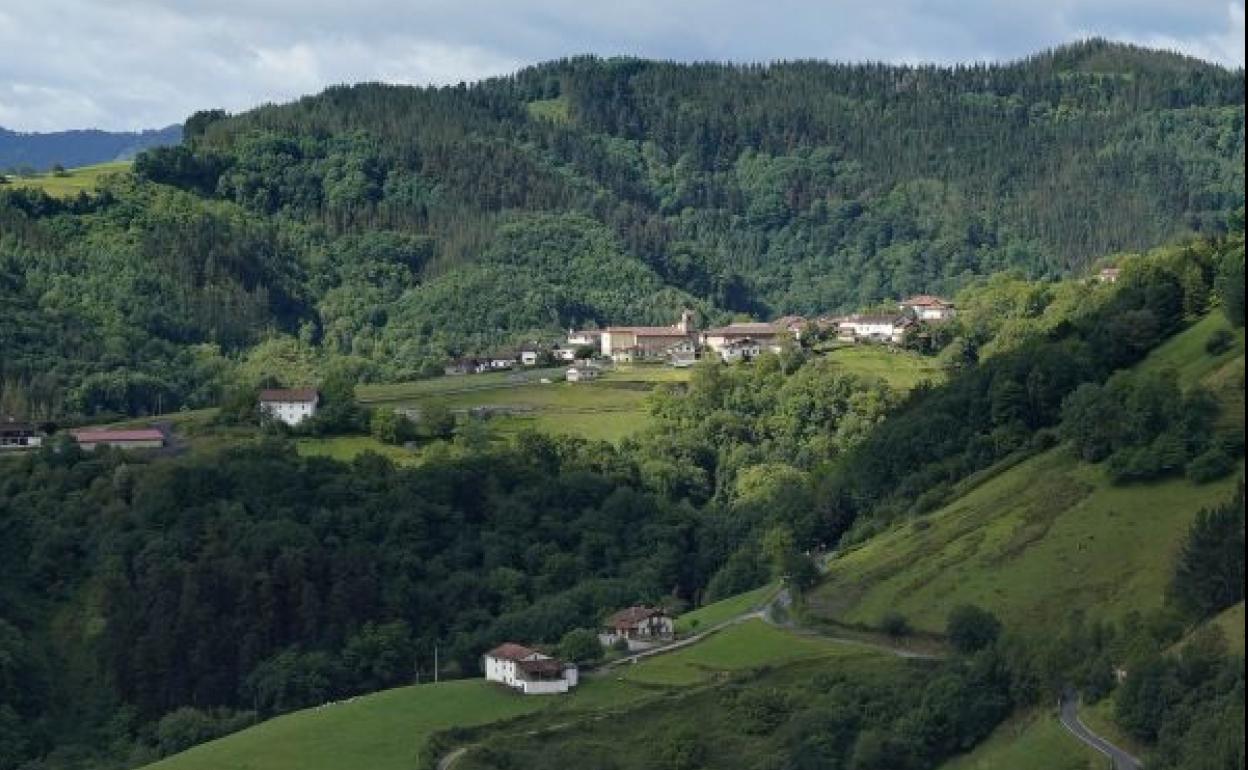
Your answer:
0;0;1241;132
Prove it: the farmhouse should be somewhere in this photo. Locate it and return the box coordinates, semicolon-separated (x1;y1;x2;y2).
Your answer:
566;329;603;348
773;315;809;340
482;643;578;695
259;388;320;427
600;310;697;360
0;418;44;450
837;314;912;344
444;358;484;376
566;365;601;383
600;606;674;650
71;428;164;451
666;339;698;367
519;350;540;366
486;354;517;371
1097;267;1121;283
899;295;956;322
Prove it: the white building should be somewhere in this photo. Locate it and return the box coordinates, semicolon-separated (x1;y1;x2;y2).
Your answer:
259;388;320;427
520;350;540;366
482;643;578;695
566;365;601;383
899;295;956;322
717;337;763;362
837;315;911;344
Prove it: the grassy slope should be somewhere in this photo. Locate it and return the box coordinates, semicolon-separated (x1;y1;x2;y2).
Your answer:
674;582;779;633
4;161;131;196
143;620;844;770
939;711;1105;770
821;345;946;391
809;314;1245;636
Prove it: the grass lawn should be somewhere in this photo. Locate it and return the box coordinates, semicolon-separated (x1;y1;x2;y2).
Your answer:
621;619;866;686
143;679;546;770
1133;312;1244;387
820;345;945;391
939;711;1105;770
4;161;131;197
674;583;779;633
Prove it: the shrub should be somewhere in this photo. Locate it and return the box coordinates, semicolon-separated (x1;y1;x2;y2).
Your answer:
557;628;604;665
1205;328;1235;355
880;611;911;637
946;604;1002;654
1185;448;1235;483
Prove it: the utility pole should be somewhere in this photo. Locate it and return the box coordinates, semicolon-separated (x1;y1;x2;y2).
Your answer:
434;643;439;683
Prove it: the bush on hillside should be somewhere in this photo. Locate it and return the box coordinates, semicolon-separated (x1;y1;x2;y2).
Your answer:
946;604;1002;654
1185;447;1235;483
880;611;911;638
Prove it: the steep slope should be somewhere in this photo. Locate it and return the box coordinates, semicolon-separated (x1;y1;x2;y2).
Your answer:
807;313;1245;634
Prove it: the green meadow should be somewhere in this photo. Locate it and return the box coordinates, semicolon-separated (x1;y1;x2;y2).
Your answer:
820;344;946;392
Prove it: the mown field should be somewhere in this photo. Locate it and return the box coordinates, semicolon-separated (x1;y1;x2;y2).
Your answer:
3;160;131;196
808;314;1245;636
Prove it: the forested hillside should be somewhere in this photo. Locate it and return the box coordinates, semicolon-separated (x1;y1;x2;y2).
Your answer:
1;40;1243;420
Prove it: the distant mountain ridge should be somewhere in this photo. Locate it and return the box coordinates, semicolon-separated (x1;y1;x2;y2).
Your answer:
0;123;182;171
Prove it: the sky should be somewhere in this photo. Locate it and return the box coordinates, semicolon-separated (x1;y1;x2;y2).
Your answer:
0;0;1243;132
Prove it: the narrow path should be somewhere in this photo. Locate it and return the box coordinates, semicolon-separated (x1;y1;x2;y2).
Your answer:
437;747;467;770
1059;692;1142;770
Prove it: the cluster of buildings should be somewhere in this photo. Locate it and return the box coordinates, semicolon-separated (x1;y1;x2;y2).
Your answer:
483;605;675;696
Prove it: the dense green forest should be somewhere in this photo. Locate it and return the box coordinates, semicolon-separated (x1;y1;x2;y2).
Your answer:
1;40;1243;420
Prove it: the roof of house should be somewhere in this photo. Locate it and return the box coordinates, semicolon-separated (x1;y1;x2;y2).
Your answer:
0;418;38;433
604;326;691;337
517;658;566;676
71;429;164;443
900;295;953;307
259;388;319;403
841;314;908;325
704;322;781;336
606;606;666;628
773;315;807;328
485;643;541;662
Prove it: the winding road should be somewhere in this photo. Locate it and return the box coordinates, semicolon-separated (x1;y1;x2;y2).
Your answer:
1059;692;1142;770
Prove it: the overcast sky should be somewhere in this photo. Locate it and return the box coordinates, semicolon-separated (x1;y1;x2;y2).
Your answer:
1;0;1243;132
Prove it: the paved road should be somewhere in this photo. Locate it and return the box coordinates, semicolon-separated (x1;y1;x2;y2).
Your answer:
1059;692;1142;770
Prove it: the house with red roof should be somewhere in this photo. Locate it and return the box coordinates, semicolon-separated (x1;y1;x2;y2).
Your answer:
600;605;674;650
482;643;579;695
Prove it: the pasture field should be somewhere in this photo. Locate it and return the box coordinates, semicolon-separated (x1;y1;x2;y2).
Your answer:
673;582;779;633
809;313;1245;635
4;161;131;197
295;435;421;466
620;619;863;686
142;679;547;770
358;364;691;443
820;344;946;391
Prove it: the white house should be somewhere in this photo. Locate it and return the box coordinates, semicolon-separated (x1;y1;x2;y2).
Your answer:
717;337;763;362
482;643;578;695
566;329;603;348
701;322;782;355
552;345;579;362
566;365;601;383
259;388;320;427
899;295;956;322
1096;267;1121;284
520;350;540;366
837;315;911;344
486;355;516;370
600;606;675;651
